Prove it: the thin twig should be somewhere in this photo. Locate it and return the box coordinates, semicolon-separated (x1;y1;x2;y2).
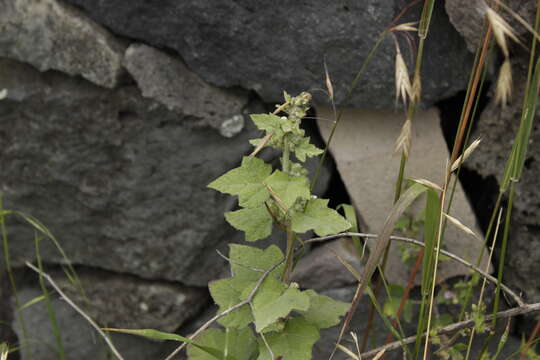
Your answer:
25;262;125;360
358;302;540;359
215;250;265;273
249;101;289;157
164;259;285;360
304;232;524;307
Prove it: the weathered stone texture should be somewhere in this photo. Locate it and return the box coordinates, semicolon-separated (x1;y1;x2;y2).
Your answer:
0;0;125;88
0;58;251;287
64;0;472;108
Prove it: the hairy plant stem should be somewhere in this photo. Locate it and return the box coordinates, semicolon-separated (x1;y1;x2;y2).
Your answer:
282;136;290;174
282;228;295;283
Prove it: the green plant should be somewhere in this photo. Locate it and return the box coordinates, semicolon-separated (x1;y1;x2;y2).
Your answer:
188;92;352;359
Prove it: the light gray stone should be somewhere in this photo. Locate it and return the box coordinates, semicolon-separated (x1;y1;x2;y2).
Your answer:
0;0;125;88
292;239;361;292
12;286;164;360
123;44;248;131
64;0;473;108
317;106;492;286
54;268;208;333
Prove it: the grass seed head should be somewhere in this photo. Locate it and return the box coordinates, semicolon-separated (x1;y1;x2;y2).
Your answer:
389;21;418;33
395;118;412;158
486;7;520;57
495;59;513;107
451;138;482;172
394;43;413;107
444;213;479;239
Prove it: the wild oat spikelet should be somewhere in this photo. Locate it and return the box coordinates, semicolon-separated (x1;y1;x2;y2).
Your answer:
324;60;334;101
486;7;520;57
395;118;412;157
444;213;480;239
389;21;418;33
451;138;482;172
394;43;413;107
495;59;513;107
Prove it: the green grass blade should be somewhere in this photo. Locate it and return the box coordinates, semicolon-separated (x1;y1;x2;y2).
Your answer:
103;328;235;360
337;204;363;257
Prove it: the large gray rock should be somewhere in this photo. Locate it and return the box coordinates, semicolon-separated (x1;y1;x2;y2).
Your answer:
64;0;472;108
123;43;247;134
468;58;540;304
0;0;126;88
13;286;166;360
0;57;252;286
53;268;208;332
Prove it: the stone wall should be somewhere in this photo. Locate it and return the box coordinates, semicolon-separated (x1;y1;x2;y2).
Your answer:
1;0;539;359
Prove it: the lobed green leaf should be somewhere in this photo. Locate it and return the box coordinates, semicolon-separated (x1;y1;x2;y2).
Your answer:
208;277;255;328
251;277;310;332
263;170;310;210
208;156;271;208
225;206;272;242
256;317;320;360
291;198;351;236
293;137;323;162
229;244;284;282
299;290;349;329
187;327;257;360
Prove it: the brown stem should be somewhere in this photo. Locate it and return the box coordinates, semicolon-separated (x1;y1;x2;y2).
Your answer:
519;319;540;360
383;248;424;348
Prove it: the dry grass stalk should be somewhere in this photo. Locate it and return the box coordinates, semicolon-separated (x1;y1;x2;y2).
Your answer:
485;7;520;57
389;21;418;33
444;213;480;239
411;178;443;192
337;344;361;360
450;138;482;172
495;59;513;107
395;118;412;157
394;44;413;106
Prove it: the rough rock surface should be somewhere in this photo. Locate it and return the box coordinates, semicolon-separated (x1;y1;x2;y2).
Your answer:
317;106;491;286
64;0;472;108
0;0;125;88
123;43;247;134
445;0;536;52
292;239;361;292
54;268;208;332
468;58;540;304
13;286;166;360
0;57;252;287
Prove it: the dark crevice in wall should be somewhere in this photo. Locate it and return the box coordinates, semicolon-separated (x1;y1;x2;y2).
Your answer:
436;87;499;238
